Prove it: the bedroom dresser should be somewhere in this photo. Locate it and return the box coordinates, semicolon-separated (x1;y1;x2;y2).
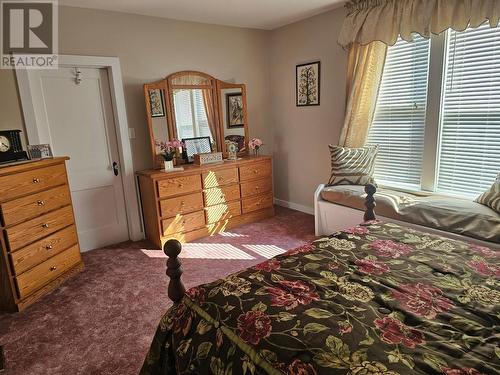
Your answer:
0;157;83;312
137;155;274;248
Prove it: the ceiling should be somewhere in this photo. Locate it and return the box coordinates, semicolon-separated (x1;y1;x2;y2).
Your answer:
58;0;346;30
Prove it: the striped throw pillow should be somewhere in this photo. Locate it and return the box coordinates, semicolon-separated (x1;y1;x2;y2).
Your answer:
475;174;500;213
327;145;378;186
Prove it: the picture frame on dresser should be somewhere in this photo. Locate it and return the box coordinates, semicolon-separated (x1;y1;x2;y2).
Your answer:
182;136;212;163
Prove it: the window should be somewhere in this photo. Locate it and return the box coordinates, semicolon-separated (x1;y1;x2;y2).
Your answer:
369;23;500;197
368;35;430;189
437;25;500;196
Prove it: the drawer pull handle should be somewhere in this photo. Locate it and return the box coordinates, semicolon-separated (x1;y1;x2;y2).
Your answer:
49;266;57;271
33;178;40;183
37;200;45;206
46;244;53;250
42;223;49;228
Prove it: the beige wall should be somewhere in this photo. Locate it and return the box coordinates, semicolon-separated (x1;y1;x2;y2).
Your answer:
269;8;347;211
0;6;272;171
0;70;26;148
0;5;347;212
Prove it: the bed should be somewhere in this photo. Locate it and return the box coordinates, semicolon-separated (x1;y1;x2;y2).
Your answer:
141;185;499;375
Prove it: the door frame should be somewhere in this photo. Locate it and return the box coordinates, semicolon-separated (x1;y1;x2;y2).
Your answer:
16;55;143;242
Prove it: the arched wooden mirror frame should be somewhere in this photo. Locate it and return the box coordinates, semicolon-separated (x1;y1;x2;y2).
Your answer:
144;71;249;169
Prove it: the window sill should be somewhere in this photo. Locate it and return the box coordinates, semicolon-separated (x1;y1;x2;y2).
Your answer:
377;182;477;201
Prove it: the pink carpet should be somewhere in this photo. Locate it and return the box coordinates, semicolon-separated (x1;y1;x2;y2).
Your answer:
0;206;315;375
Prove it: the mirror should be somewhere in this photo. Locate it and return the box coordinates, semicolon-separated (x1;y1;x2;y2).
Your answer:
171;88;216;148
217;83;248;155
144;71;249;168
144;83;174;168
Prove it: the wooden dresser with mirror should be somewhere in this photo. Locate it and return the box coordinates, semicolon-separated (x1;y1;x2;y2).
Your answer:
138;71;274;247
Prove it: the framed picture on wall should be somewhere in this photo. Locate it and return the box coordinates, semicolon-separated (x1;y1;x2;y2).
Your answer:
296;61;320;106
148;88;165;117
226;93;244;128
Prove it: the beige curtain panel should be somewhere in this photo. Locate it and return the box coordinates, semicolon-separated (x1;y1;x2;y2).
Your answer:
338;0;500;48
339;41;387;148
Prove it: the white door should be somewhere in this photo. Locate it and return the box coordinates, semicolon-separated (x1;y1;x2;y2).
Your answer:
23;67;129;251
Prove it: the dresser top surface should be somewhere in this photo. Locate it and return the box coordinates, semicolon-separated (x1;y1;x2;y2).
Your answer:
0;157;69;176
137;155;272;179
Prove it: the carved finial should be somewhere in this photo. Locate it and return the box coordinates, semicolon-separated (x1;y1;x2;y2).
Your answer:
364;183;377;222
164;239;185;303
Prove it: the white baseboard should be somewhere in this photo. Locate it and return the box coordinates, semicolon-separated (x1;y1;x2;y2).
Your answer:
274;198;314;215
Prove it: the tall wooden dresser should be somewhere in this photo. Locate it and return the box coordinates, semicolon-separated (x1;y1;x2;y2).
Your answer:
0;157;83;312
137;156;274;248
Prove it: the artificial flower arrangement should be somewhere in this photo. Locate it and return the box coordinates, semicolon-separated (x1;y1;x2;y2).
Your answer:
248;138;263;155
155;139;183;161
156;139;183;170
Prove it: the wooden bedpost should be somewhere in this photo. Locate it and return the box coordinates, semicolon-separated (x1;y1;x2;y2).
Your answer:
164;239;186;303
364;183;377;222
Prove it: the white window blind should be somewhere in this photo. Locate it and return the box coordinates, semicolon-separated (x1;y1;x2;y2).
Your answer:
173;89;213;141
368;35;431;189
437;24;500;196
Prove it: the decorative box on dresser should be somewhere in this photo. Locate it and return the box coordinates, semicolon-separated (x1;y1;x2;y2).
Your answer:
0;157;83;312
137;156;274;248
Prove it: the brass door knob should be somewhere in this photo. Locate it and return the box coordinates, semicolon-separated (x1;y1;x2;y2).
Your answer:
33;178;40;183
37;200;45;206
49;266;57;271
46;244;53;250
42;223;49;228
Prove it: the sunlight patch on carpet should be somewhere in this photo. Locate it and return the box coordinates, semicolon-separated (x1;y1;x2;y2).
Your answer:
141;243;255;260
181;243;255;259
217;232;249;238
242;244;286;259
141;244;256;259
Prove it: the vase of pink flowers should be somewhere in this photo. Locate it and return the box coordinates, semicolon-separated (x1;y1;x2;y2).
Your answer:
156;139;183;170
249;138;263;156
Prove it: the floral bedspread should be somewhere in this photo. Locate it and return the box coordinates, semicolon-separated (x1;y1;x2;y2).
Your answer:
140;222;500;375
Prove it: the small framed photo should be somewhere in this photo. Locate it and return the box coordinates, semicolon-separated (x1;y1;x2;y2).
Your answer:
226;93;244;128
182;137;212;163
296;61;321;106
148;88;165;117
27;144;53;159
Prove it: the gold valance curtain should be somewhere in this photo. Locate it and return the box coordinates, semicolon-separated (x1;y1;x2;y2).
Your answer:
338;0;500;48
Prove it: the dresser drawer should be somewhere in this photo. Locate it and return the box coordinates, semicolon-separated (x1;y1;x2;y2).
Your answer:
204;184;241;206
10;225;78;275
242;193;274;214
16;244;81;299
157;174;202;198
205;201;242;224
161;211;205;236
239;161;272;182
6;205;74;251
159;192;204;218
240;178;272;198
0;163;67;202
202;168;239;188
1;185;71;227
